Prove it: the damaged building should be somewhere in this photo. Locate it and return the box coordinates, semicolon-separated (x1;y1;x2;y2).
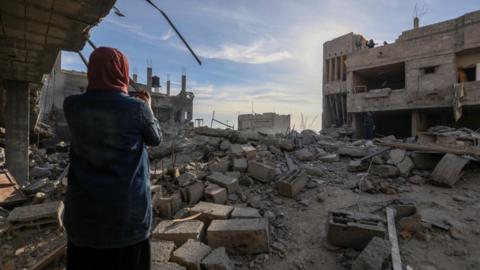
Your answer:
238;113;291;135
39;55;194;139
322;10;480;138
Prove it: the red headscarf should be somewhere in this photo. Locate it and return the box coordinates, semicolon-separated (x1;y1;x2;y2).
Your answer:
87;47;129;93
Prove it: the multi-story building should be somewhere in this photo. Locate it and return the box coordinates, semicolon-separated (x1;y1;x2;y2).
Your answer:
322;10;480;138
238;113;290;135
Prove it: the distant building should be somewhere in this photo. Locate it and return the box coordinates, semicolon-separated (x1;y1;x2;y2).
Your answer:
322;10;480;138
38;53;194;140
238;113;290;134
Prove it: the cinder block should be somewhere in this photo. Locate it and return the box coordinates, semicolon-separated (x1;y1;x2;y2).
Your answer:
177;172;197;187
152;262;186;270
201;247;232;270
241;145;257;160
233;158;247;172
209;158;231;173
151;240;175;263
154;192;183;218
277;169;307;197
207;218;270;254
206;173;239;193
171;239;212;270
152;220;205;247
204;185;227;205
190;201;233;223
326;210;386;250
180;181;204;205
230;207;261;219
247;161;276;183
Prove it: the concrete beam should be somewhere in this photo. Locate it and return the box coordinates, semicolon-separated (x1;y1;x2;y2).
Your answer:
4;80;30;184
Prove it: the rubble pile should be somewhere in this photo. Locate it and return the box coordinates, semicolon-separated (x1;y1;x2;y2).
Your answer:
1;124;480;269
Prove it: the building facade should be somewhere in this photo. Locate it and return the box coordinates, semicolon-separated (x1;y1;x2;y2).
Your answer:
238;113;290;134
322;10;480;138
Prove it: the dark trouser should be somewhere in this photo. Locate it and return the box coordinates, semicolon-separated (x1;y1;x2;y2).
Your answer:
67;239;151;270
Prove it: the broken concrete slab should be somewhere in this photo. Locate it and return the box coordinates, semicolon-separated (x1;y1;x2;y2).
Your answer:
229;144;244;158
151;240;175;263
318;153;339;162
230;207;261;219
326;210;386;250
430;153;469;187
241;145;257;160
247;160;276;183
370;165;400;177
152;262;186;270
389;149;406;164
208;158;231;173
206;173;239;193
232;158;247;172
204;185;227;205
396;156;414;176
7;201;63;229
351;237;391;270
201;247;232;270
152;220;205;247
207;218;269;254
190;201;233;223
294;148;315;161
338;146;367;158
277;169;308;198
171;239;212;270
180;181;204;205
177;172;197;187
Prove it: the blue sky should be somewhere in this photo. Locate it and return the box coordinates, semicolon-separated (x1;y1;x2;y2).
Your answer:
62;0;479;130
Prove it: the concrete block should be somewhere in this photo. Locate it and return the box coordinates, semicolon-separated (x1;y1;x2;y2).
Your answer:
241;145;257;160
208;158;231;173
233;158;247;172
326;210;386;250
247;161;276;183
207;218;270;254
230;207;261;219
177;172;197;187
396;156;414;176
338;146;367;157
277;169;307;198
152;262;186;270
204;185;227;204
154;192;183;218
180;181;204;205
229;144;244;158
201;247;232;270
171;239;212;270
370;165;399;177
151;240;175;263
351;237;391;270
190;201;233;223
206;173;239;193
294;148;315;161
7;201;63;228
152;220;205;247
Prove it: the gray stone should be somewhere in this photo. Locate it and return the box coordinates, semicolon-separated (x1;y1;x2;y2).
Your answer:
247;161;276;183
389;149;406;164
370;165;399;177
294;148;315;161
208;158;231;173
151;240;175;263
318;153;339;162
233;158;247;172
338;147;367;158
351;237;391;270
152;262;186;270
30;166;51;179
201;247;232;270
396;156;415;176
177;172;197;187
206;173;239;193
219;140;231;151
180;181;204;205
230;207;261;219
171;240;212;270
152;220;204;247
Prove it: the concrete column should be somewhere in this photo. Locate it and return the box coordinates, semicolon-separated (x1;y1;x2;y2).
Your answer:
476;63;480;81
181;75;186;92
340;56;345;81
328;59;333;82
4;80;30;184
166;80;171;96
146;67;152;93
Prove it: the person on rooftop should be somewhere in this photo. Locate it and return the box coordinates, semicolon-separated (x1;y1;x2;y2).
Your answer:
63;47;162;270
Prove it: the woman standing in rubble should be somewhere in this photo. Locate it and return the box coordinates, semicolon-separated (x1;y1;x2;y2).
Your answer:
63;47;162;270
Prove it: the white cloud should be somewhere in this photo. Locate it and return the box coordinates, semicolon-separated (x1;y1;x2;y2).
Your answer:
104;17;173;41
197;40;292;64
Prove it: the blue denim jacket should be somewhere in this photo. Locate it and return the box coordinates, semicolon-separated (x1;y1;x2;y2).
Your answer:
63;90;162;248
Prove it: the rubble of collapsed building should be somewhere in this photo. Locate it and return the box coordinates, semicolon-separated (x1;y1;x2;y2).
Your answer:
323;10;480;139
38;54;194;141
2;119;480;269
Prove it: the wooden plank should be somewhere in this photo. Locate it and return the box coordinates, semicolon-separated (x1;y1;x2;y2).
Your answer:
386;207;402;270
